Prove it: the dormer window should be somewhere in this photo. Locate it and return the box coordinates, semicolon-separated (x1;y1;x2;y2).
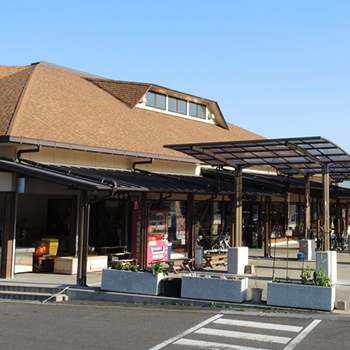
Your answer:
189;102;206;119
168;96;187;115
145;90;208;121
146;91;166;109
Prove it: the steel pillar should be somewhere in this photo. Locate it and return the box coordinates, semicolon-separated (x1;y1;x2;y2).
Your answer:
234;166;243;247
77;191;89;286
322;164;330;251
304;174;311;239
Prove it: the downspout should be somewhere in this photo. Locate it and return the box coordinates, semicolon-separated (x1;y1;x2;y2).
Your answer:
147;192;173;210
7;146;42;279
132;158;153;171
17;145;42;161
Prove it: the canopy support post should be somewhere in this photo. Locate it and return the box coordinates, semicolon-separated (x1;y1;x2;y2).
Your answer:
234;166;243;247
322;164;330;251
304;174;311;239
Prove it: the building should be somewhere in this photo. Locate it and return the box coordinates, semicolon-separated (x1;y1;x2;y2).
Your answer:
0;61;349;283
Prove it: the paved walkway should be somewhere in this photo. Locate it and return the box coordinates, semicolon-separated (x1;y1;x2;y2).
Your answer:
1;242;350;316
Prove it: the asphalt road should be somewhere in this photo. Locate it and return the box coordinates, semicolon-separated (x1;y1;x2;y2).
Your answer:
0;300;349;349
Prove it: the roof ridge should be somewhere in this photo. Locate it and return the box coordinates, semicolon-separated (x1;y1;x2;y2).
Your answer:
6;65;36;135
85;78;151;86
31;61;105;79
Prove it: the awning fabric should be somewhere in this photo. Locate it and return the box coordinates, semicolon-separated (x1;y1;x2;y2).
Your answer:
165;136;350;181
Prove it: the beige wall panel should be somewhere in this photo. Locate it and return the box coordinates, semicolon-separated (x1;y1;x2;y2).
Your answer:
22;147;198;175
0;173;17;191
22;179;81;195
0;146;17;159
271;195;285;202
290;193;300;202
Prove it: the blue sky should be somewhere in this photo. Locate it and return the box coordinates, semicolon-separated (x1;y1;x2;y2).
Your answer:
2;1;350;151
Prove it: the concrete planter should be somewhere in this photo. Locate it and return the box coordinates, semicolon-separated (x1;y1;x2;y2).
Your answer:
267;281;335;311
181;274;248;303
101;268;165;295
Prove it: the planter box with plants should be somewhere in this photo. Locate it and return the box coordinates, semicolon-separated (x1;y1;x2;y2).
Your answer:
181;273;248;303
267;267;335;311
101;261;168;296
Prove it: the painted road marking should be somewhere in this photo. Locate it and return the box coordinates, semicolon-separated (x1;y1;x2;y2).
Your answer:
149;314;322;349
148;314;223;350
195;327;291;344
214;318;303;332
283;320;322;350
174;338;271;349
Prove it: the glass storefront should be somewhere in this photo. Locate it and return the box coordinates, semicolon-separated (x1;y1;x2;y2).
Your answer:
271;202;285;238
90;199;127;250
163;201;187;253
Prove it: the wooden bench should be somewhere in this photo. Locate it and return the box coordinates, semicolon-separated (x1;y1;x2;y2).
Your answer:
159;258;194;274
203;254;227;268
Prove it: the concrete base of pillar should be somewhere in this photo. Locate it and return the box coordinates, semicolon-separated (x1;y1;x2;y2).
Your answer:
316;250;337;285
299;239;316;260
227;247;248;275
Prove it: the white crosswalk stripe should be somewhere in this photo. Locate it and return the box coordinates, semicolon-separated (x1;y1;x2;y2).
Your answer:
195;327;291;344
214;318;303;333
150;314;322;349
174;338;271;349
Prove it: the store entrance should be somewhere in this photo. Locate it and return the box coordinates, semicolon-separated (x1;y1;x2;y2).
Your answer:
242;203;263;249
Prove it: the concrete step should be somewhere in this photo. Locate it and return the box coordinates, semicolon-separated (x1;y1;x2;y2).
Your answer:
0;284;69;302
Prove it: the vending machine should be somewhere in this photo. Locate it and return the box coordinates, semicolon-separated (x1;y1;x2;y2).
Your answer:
131;209;168;264
147;210;168;264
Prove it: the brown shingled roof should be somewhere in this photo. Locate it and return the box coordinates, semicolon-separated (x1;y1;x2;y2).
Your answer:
85;79;151;109
0;62;264;159
0;65;34;134
0;65;29;79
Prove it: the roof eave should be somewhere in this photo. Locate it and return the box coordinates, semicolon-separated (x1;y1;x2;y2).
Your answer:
0;135;201;165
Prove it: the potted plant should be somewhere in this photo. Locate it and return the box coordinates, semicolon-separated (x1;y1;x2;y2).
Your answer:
267;266;335;311
101;261;168;296
181;272;248;303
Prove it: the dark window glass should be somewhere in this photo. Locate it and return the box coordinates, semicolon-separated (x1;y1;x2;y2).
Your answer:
189;102;197;116
156;93;166;109
168;96;177;112
178;99;187;114
198;104;206;118
146;91;155;107
164;200;187;252
148;92;204;118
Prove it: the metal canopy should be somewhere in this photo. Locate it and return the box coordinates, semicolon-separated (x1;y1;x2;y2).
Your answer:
0;157;278;196
55;165;279;196
0;158;114;192
202;168;350;199
165;136;350;181
165;136;350;251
